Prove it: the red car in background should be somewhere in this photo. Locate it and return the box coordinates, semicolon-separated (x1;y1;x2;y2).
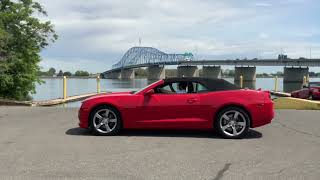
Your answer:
78;78;274;139
291;82;320;100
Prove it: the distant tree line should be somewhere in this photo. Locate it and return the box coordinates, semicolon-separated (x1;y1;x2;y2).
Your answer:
38;67;91;77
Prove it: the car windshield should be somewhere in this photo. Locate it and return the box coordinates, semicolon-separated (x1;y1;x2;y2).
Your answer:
133;80;162;94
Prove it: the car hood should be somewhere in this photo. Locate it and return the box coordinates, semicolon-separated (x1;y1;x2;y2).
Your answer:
83;91;132;102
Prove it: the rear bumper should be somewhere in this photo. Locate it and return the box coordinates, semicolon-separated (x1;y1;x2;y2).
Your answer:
252;101;274;128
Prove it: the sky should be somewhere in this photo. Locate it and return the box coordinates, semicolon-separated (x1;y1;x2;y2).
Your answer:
37;0;320;73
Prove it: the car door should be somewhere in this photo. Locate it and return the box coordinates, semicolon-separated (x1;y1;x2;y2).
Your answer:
136;81;205;129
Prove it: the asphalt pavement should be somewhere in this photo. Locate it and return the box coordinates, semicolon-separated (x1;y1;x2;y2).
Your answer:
0;107;319;180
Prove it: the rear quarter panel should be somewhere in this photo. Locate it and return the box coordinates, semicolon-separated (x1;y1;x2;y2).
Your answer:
198;89;270;128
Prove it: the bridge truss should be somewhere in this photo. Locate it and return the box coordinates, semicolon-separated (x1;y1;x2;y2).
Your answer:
111;47;193;69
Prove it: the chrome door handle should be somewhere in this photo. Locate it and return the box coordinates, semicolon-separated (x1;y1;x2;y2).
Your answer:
187;98;197;103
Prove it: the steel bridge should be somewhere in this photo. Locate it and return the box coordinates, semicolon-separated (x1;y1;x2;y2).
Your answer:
102;47;320;90
104;47;320;73
110;47;193;70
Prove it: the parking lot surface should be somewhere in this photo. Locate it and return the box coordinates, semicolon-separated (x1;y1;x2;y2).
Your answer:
0;107;319;180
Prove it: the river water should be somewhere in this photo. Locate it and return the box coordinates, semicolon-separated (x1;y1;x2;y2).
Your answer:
32;77;320;103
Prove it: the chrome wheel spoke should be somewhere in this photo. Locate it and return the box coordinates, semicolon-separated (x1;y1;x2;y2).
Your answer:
109;118;117;123
104;110;110;117
232;126;237;136
105;123;111;132
96;123;104;129
222;124;230;131
233;112;239;120
222;114;230;121
237;122;246;127
95;113;103;120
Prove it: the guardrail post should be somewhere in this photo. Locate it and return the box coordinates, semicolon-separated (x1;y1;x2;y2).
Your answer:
240;75;243;88
303;76;307;87
274;76;278;92
63;76;67;99
97;76;101;93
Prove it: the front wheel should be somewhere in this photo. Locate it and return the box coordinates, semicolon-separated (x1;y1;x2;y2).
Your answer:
89;105;122;136
215;107;250;139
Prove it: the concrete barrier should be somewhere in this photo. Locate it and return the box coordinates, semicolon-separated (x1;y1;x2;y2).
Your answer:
0;92;109;107
273;97;320;110
0;99;32;106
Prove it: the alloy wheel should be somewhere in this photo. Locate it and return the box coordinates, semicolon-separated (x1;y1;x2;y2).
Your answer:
93;109;118;134
219;110;247;137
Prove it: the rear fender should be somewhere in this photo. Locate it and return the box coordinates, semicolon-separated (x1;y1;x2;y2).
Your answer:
214;101;253;127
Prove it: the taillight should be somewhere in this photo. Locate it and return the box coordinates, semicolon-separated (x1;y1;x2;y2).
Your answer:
263;91;271;100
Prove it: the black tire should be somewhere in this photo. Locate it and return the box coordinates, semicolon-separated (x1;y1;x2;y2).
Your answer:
214;106;250;139
89;105;122;136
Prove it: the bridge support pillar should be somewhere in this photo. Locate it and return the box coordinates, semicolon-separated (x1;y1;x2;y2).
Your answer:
177;66;199;77
234;67;256;89
283;67;309;92
147;66;165;80
103;70;121;79
120;68;135;79
283;67;309;83
201;66;221;78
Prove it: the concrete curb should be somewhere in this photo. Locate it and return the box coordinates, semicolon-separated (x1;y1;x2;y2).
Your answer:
274;97;320;110
0;92;110;107
0;99;32;106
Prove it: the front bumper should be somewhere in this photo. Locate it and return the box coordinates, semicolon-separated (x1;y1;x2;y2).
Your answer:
78;106;90;128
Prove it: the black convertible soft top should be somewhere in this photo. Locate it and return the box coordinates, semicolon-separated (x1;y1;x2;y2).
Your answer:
163;77;240;91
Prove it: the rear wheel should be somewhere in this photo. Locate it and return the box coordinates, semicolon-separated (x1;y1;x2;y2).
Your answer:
215;107;250;139
89;105;122;136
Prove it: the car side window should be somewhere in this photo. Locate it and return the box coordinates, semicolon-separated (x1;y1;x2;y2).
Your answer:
154;82;195;94
155;83;176;94
187;82;209;93
161;84;172;91
196;82;209;93
170;83;179;92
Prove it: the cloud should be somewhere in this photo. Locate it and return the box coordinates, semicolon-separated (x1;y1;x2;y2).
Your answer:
36;0;320;72
255;2;272;7
258;32;269;39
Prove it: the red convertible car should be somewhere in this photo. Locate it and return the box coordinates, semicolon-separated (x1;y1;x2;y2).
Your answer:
78;78;274;138
291;82;320;100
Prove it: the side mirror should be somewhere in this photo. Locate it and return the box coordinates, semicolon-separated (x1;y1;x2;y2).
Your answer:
144;89;154;96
